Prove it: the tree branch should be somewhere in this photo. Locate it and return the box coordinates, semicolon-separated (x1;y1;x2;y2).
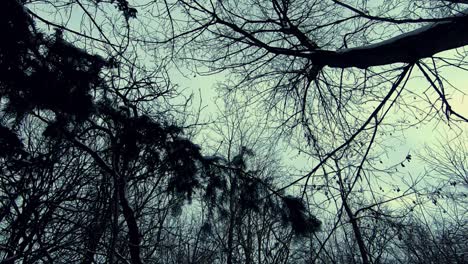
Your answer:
310;12;468;68
214;7;468;69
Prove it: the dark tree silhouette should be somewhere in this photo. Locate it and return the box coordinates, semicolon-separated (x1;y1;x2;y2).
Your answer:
1;1;467;263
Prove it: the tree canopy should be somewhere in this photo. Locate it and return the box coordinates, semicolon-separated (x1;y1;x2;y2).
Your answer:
0;0;467;263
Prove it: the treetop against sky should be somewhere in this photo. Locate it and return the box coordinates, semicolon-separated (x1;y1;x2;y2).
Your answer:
0;1;467;263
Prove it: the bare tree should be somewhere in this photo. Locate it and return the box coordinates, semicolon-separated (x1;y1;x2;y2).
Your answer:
2;1;467;263
140;1;468;263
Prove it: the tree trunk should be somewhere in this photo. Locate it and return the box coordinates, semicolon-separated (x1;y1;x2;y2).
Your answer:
342;197;370;264
117;177;143;264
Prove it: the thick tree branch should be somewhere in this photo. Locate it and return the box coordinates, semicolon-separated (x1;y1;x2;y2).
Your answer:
215;8;468;69
439;0;468;4
310;12;468;68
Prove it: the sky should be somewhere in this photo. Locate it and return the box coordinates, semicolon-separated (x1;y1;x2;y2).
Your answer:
175;49;467;160
28;0;467;213
172;47;467;218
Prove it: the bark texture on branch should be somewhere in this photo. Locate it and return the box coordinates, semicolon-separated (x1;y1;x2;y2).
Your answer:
311;13;468;68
